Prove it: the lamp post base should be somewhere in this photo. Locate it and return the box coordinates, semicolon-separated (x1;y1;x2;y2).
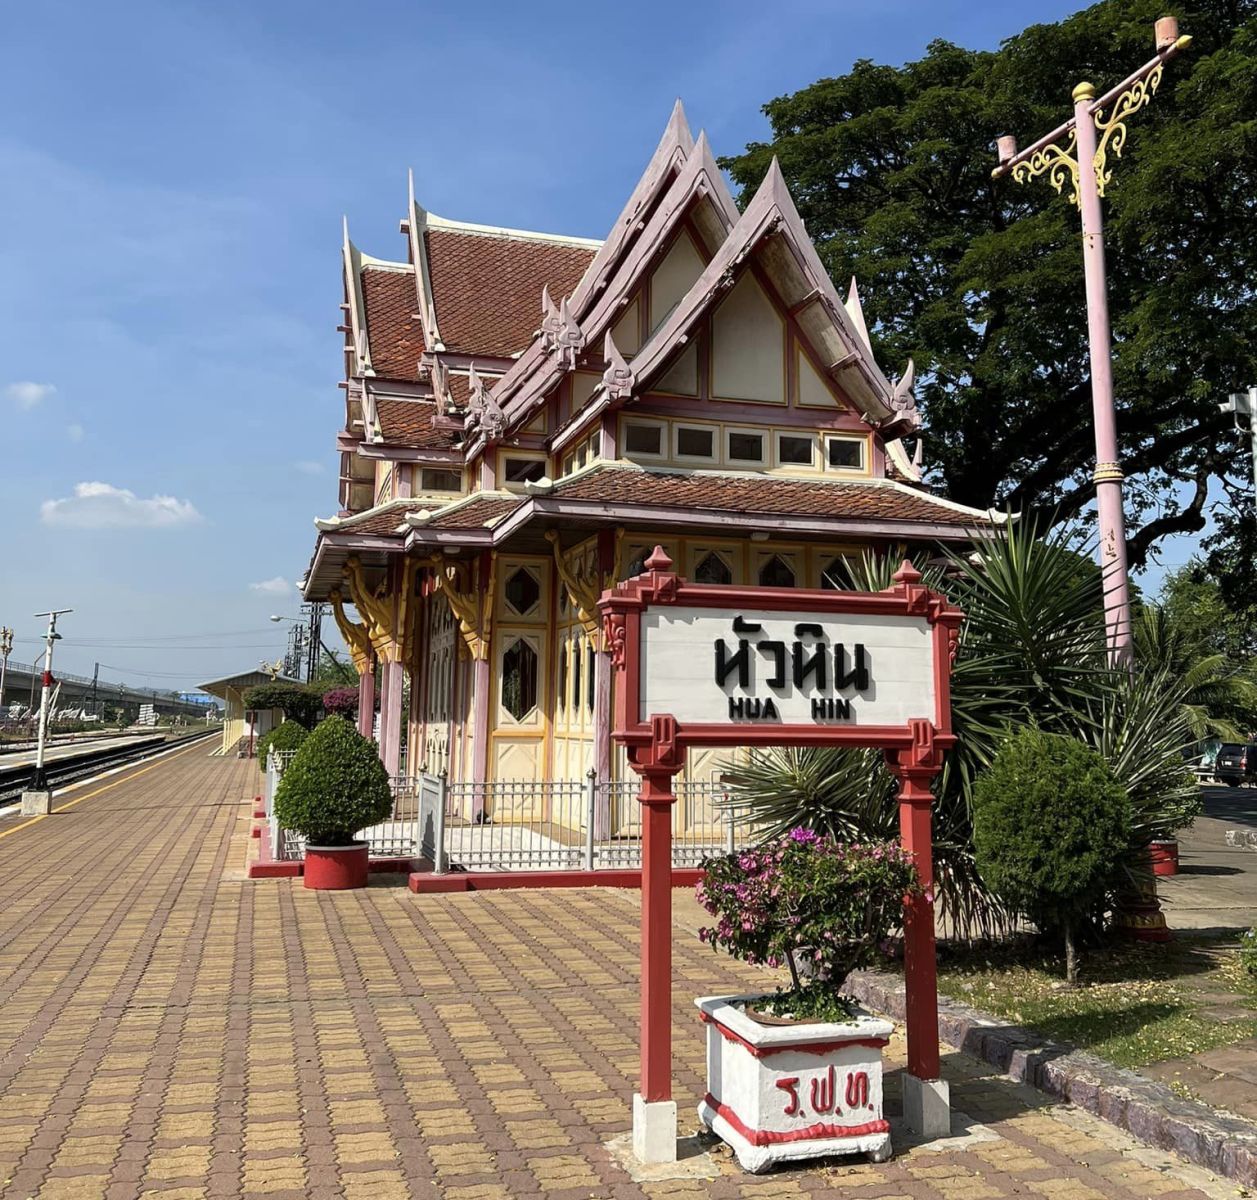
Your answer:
21;789;52;816
632;1095;676;1165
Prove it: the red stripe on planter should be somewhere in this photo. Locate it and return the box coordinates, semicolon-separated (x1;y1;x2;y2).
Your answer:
704;1093;889;1145
700;1012;888;1058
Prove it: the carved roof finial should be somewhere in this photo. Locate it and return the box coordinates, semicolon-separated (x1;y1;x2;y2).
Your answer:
912;437;924;471
602;331;634;402
540;284;562;349
555;296;585;369
468;362;505;439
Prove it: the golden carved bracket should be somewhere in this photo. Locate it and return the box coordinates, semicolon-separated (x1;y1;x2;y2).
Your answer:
344;556;416;664
1091;66;1162;198
426;554;493;661
328;590;373;677
546;530;602;646
1010;128;1081;209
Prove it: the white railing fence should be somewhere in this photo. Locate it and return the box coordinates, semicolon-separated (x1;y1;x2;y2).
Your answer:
263;757;755;872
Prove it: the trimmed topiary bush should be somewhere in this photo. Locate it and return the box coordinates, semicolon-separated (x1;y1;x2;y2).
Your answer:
242;682;323;729
973;727;1130;985
273;716;393;846
256;719;309;772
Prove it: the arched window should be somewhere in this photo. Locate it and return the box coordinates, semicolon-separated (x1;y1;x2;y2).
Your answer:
758;555;796;589
695;552;733;586
820;557;849;590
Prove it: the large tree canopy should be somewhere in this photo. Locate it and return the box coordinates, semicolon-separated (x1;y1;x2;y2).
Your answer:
722;0;1257;570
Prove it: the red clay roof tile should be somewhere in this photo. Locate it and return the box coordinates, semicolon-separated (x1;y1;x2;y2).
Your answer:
426;230;595;358
548;466;990;528
374;399;461;450
362;267;424;380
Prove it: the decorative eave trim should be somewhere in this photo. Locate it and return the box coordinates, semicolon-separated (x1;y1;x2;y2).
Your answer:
408;172;444;353
342;218;373;377
424;210;602;249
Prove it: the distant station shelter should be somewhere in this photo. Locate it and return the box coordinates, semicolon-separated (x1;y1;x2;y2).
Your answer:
300;103;1001;799
198;669;300;757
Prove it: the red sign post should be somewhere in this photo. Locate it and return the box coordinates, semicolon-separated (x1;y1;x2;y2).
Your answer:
599;547;963;1162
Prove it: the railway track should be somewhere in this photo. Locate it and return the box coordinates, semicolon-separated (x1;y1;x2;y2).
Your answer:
0;729;218;805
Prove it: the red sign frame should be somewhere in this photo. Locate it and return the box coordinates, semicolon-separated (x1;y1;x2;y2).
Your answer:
600;549;963;756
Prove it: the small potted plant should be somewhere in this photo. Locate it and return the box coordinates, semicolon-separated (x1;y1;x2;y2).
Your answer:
695;829;920;1173
273;715;393;889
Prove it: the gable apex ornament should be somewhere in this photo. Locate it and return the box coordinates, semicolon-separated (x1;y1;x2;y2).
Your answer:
602;331;634;401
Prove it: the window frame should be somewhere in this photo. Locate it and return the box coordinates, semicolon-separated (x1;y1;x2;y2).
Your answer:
725;426;767;467
823;434;867;473
500;453;548;490
775;431;819;471
671;422;718;464
622;418;667;461
418;467;463;493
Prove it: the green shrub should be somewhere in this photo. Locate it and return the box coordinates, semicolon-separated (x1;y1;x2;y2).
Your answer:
256;719;308;771
973;727;1130;985
1241;929;1257;977
273;716;393;846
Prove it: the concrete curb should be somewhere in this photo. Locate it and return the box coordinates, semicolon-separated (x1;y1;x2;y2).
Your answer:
846;968;1257;1187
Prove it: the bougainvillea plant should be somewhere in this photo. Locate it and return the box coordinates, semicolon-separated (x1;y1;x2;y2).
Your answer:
697;829;921;1022
321;687;359;719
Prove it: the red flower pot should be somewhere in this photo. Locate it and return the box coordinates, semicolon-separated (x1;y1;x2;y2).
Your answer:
304;842;369;890
1150;840;1179;877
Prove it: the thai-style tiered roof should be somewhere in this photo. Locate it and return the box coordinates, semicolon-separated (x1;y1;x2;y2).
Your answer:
305;101;1005;600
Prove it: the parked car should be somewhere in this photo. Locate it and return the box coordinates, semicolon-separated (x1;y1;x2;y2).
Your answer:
1215;742;1257;786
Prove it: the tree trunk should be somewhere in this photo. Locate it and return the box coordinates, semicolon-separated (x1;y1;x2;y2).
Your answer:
1064;921;1078;988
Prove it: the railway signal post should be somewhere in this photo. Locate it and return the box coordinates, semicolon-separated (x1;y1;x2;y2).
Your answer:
22;608;72;815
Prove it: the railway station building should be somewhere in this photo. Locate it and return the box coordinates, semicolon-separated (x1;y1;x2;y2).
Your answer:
299;102;999;803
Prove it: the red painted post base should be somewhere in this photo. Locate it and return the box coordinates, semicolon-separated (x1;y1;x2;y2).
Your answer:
303;843;369;890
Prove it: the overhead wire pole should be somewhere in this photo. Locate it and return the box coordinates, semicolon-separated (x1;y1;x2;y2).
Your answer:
992;16;1192;668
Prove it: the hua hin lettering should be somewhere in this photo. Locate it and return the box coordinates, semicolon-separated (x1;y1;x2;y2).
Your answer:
715;616;870;722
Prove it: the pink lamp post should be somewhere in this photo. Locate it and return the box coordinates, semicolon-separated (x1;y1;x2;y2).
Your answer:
992;16;1192;666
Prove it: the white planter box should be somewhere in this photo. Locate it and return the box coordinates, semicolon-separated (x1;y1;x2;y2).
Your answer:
696;993;893;1173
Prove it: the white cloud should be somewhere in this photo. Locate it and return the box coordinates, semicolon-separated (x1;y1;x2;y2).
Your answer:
293;460;324;475
7;381;56;410
40;482;202;529
249;576;290;595
66;422;84;442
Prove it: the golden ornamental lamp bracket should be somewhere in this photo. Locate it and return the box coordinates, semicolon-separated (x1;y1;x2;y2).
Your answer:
994;16;1191;204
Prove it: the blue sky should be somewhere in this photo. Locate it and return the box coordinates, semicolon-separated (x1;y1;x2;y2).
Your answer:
2;0;1187;691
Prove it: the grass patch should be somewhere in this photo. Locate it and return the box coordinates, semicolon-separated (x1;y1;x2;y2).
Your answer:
937;936;1257;1069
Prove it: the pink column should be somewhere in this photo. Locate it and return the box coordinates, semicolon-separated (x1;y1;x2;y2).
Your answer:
592;529;616;838
378;658;404;778
1073;84;1134;665
357;658;375;740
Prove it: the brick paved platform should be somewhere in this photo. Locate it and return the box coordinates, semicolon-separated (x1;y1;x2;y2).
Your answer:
0;749;1235;1198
